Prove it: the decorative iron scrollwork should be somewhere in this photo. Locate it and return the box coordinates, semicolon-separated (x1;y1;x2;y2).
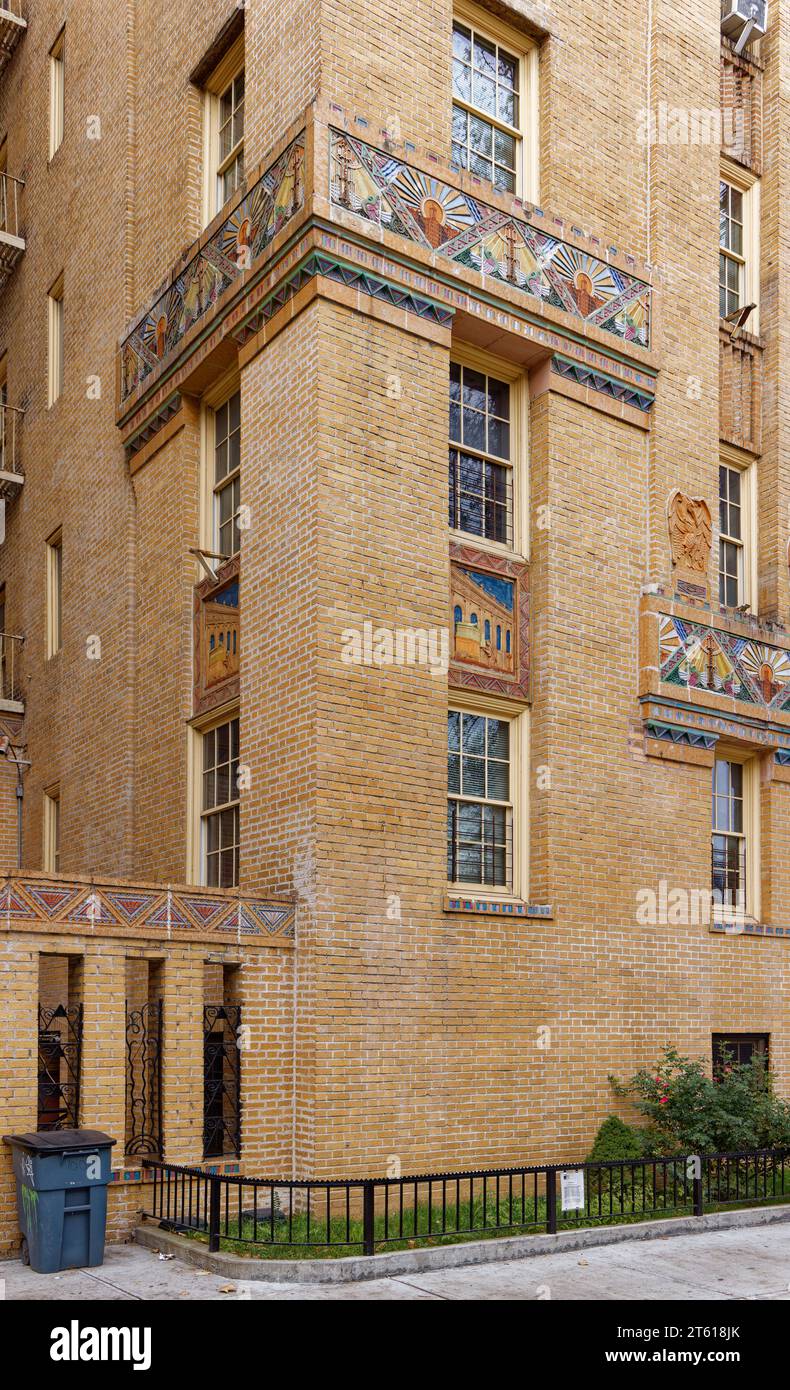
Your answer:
203;1003;241;1159
125;1000;163;1157
37;1003;83;1130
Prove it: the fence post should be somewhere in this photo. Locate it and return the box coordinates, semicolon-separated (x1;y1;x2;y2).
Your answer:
362;1180;375;1256
693;1173;704;1218
546;1169;557;1234
208;1176;221;1253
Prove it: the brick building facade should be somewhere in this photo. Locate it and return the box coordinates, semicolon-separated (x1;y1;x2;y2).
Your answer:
0;0;788;1249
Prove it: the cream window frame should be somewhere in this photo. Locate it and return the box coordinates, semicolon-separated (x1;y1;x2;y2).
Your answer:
448;344;529;561
49;29;65;160
43;784;61;872
452;0;539;203
199;371;241;560
712;751;760;924
720;158;760;333
201;34;245;228
45;527;62;658
718;447;756;612
447;692;529;903
186;704;241;886
47;274;64;407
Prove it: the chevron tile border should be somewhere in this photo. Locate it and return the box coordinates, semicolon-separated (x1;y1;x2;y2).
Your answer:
0;877;295;942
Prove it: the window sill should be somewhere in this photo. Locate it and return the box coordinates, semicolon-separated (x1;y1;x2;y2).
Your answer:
444;892;552;920
449;529;526;567
711;918;789;939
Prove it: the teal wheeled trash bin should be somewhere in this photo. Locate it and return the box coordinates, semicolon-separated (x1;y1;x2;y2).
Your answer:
3;1130;116;1273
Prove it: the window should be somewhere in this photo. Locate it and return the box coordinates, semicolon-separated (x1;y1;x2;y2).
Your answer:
712;1033;769;1077
213;389;241;556
48;275;64;406
43;786;61;872
719;463;743;607
720;164;759;327
201;716;240;887
719;180;742;318
46;529;62;657
49;30;65;159
712;755;759;918
447;706;528;895
718;453;755;611
202;35;244;224
217;70;245;207
449;359;521;550
451;6;538;198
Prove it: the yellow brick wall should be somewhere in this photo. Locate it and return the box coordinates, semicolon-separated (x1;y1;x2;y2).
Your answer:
1;0;790;1212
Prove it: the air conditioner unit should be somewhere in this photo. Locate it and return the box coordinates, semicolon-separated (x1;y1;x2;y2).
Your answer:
721;0;768;52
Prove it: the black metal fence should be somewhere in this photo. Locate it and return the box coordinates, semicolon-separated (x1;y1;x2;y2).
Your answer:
142;1148;790;1257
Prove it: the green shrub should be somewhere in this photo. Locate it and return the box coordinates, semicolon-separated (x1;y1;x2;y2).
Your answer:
585;1115;646;1165
609;1045;790;1155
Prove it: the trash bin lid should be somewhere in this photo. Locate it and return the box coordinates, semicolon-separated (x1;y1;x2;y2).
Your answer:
3;1130;116;1153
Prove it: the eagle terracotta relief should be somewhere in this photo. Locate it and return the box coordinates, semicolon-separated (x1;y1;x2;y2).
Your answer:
667;490;712;574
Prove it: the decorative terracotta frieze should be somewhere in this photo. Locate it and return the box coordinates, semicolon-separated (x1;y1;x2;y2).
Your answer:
328;128;652;349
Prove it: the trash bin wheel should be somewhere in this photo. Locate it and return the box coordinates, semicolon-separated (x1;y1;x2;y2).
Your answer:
20;1237;30;1267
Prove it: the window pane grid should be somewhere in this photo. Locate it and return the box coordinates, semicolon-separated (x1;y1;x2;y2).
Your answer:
448;363;513;546
712;759;747;914
217;69;245;205
202;717;240;888
447;711;513;890
719;181;744;318
718;465;744;607
214;390;241;556
452;22;520;192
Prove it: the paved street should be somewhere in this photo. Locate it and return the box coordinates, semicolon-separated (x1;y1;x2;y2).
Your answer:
2;1222;790;1300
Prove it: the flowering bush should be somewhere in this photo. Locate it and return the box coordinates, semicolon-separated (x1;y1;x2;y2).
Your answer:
608;1046;790;1155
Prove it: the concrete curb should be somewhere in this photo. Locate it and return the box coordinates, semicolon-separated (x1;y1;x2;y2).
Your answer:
133;1202;790;1284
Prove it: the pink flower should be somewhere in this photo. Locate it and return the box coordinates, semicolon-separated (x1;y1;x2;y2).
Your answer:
659;1096;669;1105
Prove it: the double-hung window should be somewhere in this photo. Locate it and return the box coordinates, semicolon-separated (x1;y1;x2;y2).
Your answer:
718;463;743;607
202;35;245;225
447;709;513;891
719;164;759;328
49;30;65;160
451;7;537;199
719;180;743;319
448;360;513;548
48;274;64;407
217;69;245;207
712;756;758;919
213;389;241;557
718;456;754;610
43;786;61;873
201;717;240;888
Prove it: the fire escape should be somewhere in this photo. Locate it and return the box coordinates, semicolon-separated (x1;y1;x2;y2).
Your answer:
0;2;26;506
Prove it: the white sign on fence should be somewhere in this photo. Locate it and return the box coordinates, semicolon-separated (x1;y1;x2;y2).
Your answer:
560;1169;585;1212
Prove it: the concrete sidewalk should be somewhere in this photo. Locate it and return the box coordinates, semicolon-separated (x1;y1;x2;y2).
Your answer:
2;1220;790;1299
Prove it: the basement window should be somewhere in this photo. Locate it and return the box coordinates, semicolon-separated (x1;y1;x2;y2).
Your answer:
712;1033;769;1077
